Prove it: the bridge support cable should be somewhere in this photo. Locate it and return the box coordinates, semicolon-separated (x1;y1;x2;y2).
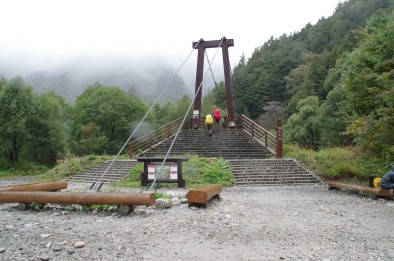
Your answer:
205;50;218;87
147;37;225;191
89;40;203;192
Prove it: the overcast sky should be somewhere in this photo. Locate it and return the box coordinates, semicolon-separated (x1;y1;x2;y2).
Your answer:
1;0;341;86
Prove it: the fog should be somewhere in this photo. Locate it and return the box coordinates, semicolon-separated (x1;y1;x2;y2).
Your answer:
0;0;341;103
0;50;227;104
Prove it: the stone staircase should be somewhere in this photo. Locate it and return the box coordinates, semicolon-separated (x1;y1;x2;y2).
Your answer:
140;128;271;159
67;128;321;186
140;128;321;186
66;159;138;183
227;158;321;186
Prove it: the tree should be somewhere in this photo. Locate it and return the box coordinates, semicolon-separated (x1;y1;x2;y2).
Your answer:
0;75;6;93
28;92;71;165
0;77;35;164
342;9;394;156
284;96;321;149
317;85;350;146
72;122;107;155
71;83;147;155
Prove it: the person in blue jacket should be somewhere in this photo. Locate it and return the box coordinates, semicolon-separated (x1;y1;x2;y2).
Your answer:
380;165;394;191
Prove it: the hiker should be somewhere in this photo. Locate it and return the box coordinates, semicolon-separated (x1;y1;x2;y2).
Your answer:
380;165;394;191
213;108;221;128
205;114;214;136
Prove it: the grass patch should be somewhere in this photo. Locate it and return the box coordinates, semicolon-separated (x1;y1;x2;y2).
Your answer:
0;163;48;178
32;155;111;183
112;155;234;189
284;144;393;183
111;163;144;188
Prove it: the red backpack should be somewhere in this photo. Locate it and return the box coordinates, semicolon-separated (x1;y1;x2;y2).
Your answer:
214;109;221;120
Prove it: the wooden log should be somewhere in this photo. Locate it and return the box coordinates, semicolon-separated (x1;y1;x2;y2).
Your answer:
326;181;393;200
186;184;223;207
0;191;155;206
0;181;68;192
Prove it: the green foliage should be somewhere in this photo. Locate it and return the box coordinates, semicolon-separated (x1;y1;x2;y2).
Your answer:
89;204;118;213
183;155;233;187
0;162;48;178
71;83;148;155
284;144;392;182
33;155;110;182
0;77;36;164
112;155;234;188
341;9;394;157
28;202;45;211
154;192;173;199
284;96;321;149
317;84;350;146
200;157;233;186
29;92;71;165
111;163;143;187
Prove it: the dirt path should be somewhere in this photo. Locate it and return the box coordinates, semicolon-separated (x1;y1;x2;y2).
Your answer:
0;180;394;260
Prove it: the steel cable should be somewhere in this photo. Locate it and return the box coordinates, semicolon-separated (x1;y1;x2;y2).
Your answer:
90;39;203;192
147;37;225;191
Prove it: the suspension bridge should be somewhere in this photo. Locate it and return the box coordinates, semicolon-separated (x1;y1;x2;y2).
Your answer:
65;37;321;188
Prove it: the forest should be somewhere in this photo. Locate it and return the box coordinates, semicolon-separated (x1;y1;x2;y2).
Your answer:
0;0;393;169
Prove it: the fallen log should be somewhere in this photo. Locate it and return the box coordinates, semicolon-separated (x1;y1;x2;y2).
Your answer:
326;181;393;200
0;181;68;192
186;184;223;208
0;191;155;206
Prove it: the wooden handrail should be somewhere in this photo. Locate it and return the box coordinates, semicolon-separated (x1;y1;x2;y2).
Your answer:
239;114;278;157
129;117;184;158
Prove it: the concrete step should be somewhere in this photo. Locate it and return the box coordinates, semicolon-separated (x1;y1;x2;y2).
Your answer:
228;158;321;186
66;159;138;183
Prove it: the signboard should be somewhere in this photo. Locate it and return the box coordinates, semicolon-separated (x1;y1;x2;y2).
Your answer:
156;165;170;179
193;110;199;119
170;164;178;179
137;157;187;188
148;165;156;180
147;164;178;180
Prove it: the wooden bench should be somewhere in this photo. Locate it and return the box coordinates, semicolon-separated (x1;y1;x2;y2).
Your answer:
186;184;223;208
0;191;155;214
327;181;393;200
0;181;68;192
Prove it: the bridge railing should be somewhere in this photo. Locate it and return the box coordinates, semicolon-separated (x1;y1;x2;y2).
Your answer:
239;115;282;158
128;117;184;158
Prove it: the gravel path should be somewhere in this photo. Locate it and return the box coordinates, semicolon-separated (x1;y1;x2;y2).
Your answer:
1;178;394;261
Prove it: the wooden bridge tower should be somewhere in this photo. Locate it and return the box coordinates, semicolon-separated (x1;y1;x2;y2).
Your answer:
192;37;235;129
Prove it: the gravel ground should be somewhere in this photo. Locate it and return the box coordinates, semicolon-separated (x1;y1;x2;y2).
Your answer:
1;178;394;261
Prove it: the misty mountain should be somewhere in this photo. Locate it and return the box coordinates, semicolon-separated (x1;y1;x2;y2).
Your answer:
24;57;193;104
2;55;195;104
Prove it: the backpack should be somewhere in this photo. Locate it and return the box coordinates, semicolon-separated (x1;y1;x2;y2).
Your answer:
373;178;381;189
214;109;221;120
205;114;213;125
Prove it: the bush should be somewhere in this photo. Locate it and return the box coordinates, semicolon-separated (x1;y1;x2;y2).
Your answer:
284;144;393;182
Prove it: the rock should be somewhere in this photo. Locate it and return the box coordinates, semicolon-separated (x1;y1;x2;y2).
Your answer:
40;234;52;238
171;197;182;205
52;245;62;252
74;242;85;249
155;198;172;208
0;247;5;253
39;256;50;261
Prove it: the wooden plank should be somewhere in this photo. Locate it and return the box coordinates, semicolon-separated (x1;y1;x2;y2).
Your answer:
186;184;223;207
326;181;393;200
0;181;68;192
0;191;155;206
